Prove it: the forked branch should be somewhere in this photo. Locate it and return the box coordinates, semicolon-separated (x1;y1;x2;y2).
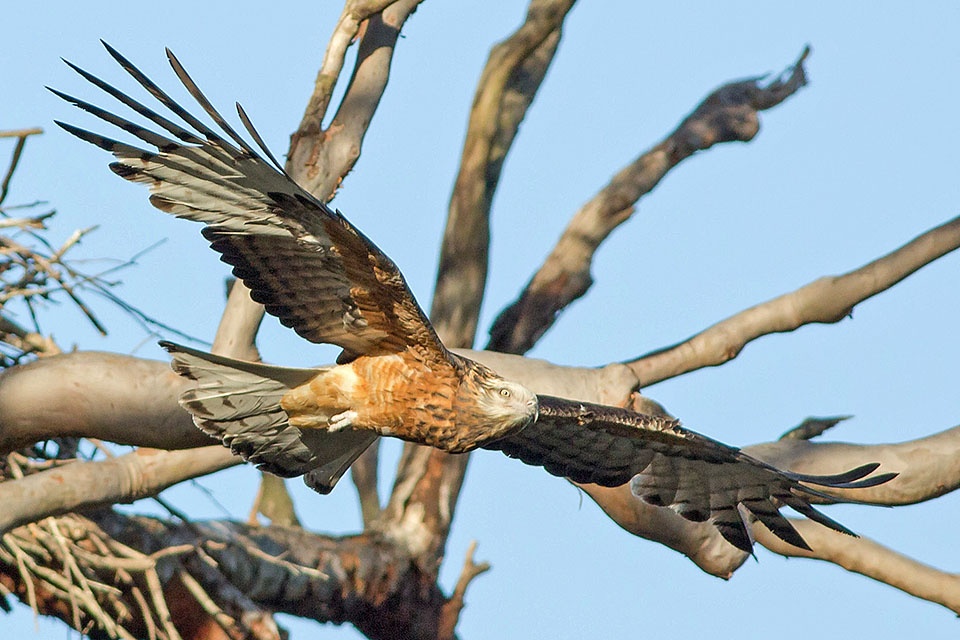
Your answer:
488;47;811;355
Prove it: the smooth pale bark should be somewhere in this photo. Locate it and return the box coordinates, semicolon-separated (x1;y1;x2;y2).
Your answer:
0;446;237;535
627;214;960;385
0;352;205;453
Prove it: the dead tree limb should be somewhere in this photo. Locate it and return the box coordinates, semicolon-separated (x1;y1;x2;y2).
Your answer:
627;213;960;385
752;519;960;614
487;47;811;355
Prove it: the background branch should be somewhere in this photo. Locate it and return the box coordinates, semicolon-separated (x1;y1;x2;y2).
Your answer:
487;47;810;355
287;0;426;198
0;447;237;535
432;0;576;346
0;128;43;205
752;519;960;614
627;214;960;386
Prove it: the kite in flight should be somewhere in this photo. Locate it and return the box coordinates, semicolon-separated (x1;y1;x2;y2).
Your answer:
53;43;894;554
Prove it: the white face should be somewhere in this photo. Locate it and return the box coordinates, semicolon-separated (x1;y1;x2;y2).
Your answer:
480;378;539;430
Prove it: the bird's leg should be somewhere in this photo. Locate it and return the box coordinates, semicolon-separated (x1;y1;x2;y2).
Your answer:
328;410;359;432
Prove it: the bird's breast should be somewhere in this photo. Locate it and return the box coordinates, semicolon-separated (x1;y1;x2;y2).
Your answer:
281;353;467;448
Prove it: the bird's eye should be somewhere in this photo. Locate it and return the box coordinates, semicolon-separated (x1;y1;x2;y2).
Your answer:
499;388;511;398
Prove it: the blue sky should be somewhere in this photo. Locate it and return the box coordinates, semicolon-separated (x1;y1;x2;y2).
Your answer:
4;2;960;638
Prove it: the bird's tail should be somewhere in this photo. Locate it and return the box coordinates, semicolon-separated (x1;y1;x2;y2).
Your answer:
161;341;376;493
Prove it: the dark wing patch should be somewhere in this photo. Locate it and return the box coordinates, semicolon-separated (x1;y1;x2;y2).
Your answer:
485;395;895;553
54;43;446;361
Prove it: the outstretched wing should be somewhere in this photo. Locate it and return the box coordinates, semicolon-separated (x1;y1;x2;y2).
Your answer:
53;42;445;362
484;395;894;553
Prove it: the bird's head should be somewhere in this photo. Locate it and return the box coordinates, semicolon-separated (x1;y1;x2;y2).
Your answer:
460;362;539;439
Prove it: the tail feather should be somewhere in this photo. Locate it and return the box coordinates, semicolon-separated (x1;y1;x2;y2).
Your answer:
161;341;376;493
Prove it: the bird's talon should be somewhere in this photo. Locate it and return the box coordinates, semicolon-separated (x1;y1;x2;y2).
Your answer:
328;410;358;432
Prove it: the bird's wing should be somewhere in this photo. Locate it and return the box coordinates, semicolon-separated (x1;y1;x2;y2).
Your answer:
53;42;446;362
484;395;894;553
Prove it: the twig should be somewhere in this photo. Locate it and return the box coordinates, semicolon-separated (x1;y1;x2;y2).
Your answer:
437;541;491;640
129;585;158;640
0;128;43;206
176;569;243;640
0;213;54;230
144;566;182;640
780;416;852;441
0;129;44;139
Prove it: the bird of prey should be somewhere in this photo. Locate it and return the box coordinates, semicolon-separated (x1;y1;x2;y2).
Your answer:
53;43;893;553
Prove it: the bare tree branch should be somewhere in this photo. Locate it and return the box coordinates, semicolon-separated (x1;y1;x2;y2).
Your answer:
287;0;398;163
752;519;960;615
432;0;576;347
487;47;811;355
627;214;960;386
0;352;205;453
0;447;237;535
287;0;426;198
351;441;382;527
437;541;490;640
780;415;852;441
210;280;265;363
0;129;44;139
0;315;60;360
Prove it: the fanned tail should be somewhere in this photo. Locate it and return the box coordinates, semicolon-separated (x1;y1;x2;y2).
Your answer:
161;341;376;493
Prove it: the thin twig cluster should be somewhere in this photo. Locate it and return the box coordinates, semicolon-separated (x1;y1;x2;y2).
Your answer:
0;453;186;639
0;128;198;367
